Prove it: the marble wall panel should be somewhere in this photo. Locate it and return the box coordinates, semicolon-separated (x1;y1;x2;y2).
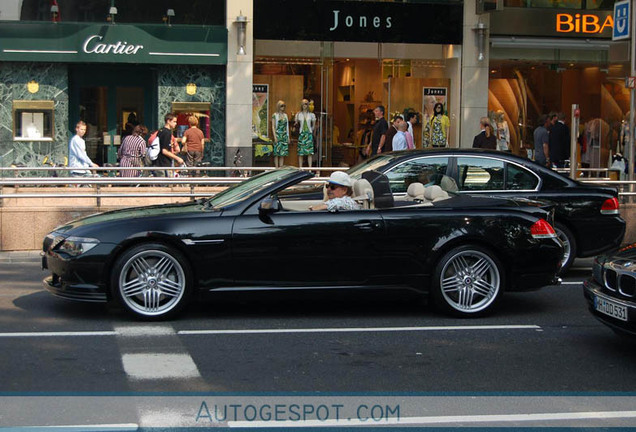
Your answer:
0;63;69;169
157;65;226;167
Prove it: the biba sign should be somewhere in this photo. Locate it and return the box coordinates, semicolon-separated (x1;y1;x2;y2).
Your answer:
556;13;613;34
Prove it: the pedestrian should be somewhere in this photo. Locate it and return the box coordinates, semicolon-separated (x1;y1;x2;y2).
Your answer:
548;112;570;168
472;117;497;149
68;120;99;177
118;124;148;178
365;105;388;156
392;121;409;151
405;111;418;145
156;113;184;178
181;115;205;175
533;114;551;167
379;115;403;153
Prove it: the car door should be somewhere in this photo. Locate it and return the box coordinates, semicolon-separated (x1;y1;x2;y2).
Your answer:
231;200;386;286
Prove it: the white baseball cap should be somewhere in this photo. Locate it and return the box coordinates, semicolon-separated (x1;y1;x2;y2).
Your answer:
328;171;353;187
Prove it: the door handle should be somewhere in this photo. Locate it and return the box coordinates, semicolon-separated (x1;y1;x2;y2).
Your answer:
354;221;376;231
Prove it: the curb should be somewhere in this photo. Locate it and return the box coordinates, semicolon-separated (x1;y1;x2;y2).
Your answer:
0;250;42;264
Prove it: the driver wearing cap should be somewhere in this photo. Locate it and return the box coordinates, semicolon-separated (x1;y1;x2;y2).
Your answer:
309;171;361;212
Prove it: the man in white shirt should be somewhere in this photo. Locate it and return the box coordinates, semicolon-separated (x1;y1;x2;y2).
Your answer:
68;121;99;176
406;112;417;143
392;121;409;151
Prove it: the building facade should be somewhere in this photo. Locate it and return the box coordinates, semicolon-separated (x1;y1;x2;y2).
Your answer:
489;0;625;168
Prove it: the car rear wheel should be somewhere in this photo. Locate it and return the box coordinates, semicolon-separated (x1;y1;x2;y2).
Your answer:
112;243;192;320
431;245;503;317
555;222;576;275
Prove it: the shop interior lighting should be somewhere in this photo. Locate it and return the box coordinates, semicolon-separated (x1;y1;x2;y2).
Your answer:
50;4;59;21
234;13;248;56
490;36;610;50
108;6;117;23
166;9;175;26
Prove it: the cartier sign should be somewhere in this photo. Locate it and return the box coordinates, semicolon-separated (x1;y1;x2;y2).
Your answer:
82;35;144;55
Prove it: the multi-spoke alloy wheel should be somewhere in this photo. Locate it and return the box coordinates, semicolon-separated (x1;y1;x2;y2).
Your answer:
555;222;576;275
432;245;503;316
113;244;190;319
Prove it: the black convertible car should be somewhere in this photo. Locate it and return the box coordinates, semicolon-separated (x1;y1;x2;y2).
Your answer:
584;244;636;338
42;167;563;320
309;149;623;274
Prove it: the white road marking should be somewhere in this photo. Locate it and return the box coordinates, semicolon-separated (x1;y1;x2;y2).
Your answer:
0;325;541;339
560;281;584;285
121;353;201;380
114;325;176;337
229;410;636;427
12;424;138;431
0;331;116;338
179;325;541;335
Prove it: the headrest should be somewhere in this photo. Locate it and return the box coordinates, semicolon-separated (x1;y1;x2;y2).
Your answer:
406;182;426;200
423;185;449;201
353;178;374;199
440;175;458;192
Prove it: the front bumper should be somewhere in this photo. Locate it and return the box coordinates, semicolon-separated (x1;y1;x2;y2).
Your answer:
583;280;636;337
43;275;107;302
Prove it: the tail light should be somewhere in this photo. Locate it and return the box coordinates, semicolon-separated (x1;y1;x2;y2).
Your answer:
531;219;556;239
601;197;620;215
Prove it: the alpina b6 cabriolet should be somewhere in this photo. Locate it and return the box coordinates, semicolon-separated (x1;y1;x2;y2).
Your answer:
43;167;562;320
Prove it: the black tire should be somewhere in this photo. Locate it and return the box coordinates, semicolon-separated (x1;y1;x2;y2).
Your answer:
555;222;576;275
431;245;504;317
111;243;192;320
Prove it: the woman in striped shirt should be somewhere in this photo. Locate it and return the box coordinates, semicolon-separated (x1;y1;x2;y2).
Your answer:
118;124;148;177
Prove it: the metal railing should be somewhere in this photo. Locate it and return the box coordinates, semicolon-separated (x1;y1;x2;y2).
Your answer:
0;166;633;206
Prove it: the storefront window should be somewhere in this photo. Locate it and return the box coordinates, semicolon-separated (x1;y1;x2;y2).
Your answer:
13;100;54;141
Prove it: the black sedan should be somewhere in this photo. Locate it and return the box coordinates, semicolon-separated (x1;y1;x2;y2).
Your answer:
42;167;563;320
584;244;636;338
339;149;625;273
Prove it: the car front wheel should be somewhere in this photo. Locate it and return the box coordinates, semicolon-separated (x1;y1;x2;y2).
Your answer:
112;243;192;320
431;245;503;317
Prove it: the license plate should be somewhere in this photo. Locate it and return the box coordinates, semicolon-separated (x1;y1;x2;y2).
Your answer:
594;296;628;322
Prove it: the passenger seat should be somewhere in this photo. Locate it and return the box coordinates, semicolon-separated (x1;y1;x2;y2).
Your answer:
352;179;374;209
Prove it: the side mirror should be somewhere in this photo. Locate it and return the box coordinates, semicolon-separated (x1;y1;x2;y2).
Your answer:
259;196;280;214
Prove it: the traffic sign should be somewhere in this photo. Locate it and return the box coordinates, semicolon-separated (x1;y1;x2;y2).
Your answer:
614;0;630;41
627;76;636;89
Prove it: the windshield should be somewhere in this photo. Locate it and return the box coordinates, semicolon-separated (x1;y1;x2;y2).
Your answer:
346;154;395;179
206;167;301;209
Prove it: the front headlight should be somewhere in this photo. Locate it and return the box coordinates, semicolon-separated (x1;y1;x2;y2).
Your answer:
56;236;100;257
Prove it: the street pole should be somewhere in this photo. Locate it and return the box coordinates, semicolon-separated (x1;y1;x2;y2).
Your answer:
570;104;579;180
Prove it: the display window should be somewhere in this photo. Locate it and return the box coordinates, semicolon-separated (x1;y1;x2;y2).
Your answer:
12;100;54;141
254;55;453;168
488;61;629;169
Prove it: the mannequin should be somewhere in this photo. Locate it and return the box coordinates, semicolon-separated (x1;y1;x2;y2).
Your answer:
422;95;436;147
271;100;290;168
294;98;316;167
429;103;450;147
495;110;511;152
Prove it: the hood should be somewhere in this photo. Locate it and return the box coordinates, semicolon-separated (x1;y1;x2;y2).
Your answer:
52;199;215;233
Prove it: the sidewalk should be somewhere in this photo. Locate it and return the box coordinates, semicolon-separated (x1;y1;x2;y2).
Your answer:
0;250;42;264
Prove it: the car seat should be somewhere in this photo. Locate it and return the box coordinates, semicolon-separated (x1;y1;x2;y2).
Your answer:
405;182;426;202
423;185;450;202
352;178;374;209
